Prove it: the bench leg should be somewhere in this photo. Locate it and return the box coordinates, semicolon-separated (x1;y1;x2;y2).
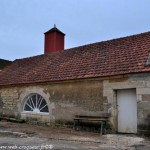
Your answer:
73;120;79;130
73;120;76;130
100;122;104;135
103;121;107;134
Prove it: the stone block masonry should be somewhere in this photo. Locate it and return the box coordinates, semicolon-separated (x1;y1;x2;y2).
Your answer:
0;79;108;124
0;72;150;134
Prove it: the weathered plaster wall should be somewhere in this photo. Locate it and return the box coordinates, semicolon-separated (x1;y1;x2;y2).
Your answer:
0;88;19;117
0;79;107;124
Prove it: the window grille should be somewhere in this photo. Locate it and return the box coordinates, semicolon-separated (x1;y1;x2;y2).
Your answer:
23;94;49;113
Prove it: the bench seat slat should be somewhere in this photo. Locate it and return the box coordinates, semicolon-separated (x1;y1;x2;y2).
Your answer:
75;115;109;118
74;118;108;121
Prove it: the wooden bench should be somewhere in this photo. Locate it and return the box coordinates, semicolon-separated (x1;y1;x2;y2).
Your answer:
73;114;110;135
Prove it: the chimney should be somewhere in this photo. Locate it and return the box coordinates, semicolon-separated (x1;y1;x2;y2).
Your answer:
44;25;65;54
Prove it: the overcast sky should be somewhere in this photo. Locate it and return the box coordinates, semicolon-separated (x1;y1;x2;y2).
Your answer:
0;0;150;61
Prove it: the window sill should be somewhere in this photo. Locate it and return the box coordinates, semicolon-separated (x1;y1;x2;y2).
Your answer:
21;111;49;116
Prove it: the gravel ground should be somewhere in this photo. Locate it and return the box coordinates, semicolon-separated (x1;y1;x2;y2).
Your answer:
0;120;150;150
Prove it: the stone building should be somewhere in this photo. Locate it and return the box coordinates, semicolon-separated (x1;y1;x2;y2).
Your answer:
0;26;150;134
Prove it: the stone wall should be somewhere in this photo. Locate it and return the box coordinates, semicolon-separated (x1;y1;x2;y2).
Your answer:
103;73;150;133
0;79;107;124
0;73;150;133
0;87;19;118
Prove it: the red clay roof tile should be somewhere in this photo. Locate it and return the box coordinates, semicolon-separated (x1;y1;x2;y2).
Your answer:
0;31;150;86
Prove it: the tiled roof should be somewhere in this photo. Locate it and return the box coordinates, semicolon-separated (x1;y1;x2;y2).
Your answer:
0;59;12;70
0;31;150;86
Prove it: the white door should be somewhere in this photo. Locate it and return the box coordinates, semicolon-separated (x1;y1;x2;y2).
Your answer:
117;89;137;133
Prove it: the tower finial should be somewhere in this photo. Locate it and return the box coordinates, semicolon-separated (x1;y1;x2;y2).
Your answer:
54;24;56;28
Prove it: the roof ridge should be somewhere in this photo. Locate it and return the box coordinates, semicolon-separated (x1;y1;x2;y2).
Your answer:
13;31;150;61
14;54;45;61
66;31;150;51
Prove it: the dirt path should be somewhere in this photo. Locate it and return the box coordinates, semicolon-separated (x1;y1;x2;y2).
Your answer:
0;121;150;150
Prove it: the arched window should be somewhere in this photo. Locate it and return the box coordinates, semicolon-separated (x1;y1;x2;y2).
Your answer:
23;93;49;113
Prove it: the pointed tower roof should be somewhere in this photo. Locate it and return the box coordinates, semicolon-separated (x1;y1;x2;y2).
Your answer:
44;24;65;35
